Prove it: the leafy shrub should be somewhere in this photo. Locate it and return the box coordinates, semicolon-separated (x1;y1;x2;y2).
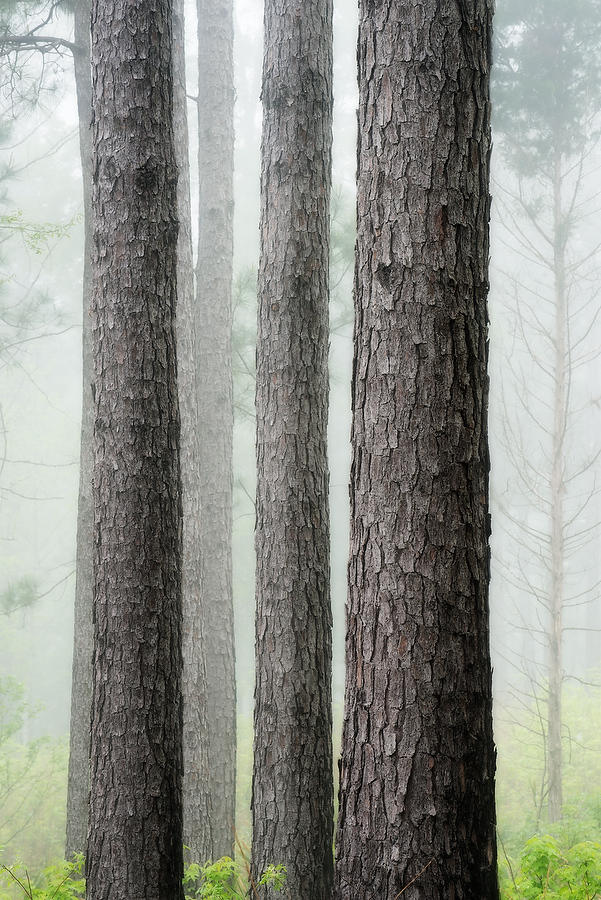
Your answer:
0;855;285;900
184;856;286;899
496;675;601;854
0;856;84;899
0;677;68;875
501;835;601;899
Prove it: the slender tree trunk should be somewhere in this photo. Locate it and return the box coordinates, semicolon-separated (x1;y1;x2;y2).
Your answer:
196;0;236;860
252;1;333;896
65;0;93;858
585;554;599;670
65;0;213;861
173;0;213;863
86;0;184;895
334;2;498;898
548;150;566;823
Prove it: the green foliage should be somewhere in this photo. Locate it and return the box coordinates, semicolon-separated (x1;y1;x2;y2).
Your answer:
0;579;38;618
184;857;286;900
0;856;84;900
0;206;68;361
0;212;75;257
1;854;285;900
0;675;28;743
0;202;70;355
0;0;76;116
497;678;601;896
185;857;240;899
496;677;601;848
234;715;252;853
257;865;287;891
501;835;601;899
0;676;68;877
493;0;601;173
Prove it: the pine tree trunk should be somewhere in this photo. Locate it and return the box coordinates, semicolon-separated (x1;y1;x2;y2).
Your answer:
65;0;93;858
252;0;334;896
548;150;566;823
196;0;236;860
86;0;184;895
334;2;498;897
173;0;213;862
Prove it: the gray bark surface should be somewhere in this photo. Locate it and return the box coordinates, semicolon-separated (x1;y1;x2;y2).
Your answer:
174;0;213;862
252;0;334;897
86;0;184;895
196;0;236;860
334;2;498;898
65;0;93;858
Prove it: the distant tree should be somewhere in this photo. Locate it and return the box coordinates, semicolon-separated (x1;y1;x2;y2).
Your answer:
86;0;184;894
65;0;93;858
1;0;219;859
0;577;37;616
334;1;499;897
0;0;76;510
174;0;212;863
195;0;236;860
252;0;334;895
0;674;67;860
0;166;75;639
494;0;601;176
0;0;94;856
0;0;72;118
493;0;601;823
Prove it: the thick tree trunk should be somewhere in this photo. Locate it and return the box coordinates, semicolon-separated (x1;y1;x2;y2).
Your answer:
173;0;213;863
252;1;333;897
196;0;236;860
334;2;498;898
65;0;93;859
548;151;566;823
86;1;184;896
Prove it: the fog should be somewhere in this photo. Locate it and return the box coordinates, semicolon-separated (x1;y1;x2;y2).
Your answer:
1;0;600;891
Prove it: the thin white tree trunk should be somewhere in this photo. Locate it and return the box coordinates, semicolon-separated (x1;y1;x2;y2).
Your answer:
548;149;566;823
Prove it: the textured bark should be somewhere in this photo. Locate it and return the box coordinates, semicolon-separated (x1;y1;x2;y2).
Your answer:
334;2;498;898
174;0;213;862
65;0;93;859
86;0;184;896
196;0;236;860
252;1;333;897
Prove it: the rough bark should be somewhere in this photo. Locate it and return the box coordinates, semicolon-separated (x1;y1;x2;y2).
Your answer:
548;150;566;823
196;0;236;860
334;2;498;898
252;1;333;897
65;0;93;858
86;0;184;896
172;0;213;863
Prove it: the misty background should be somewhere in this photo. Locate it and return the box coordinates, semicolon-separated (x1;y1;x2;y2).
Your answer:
1;0;600;878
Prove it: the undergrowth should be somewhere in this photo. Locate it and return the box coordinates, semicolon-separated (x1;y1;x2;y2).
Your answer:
0;854;286;900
